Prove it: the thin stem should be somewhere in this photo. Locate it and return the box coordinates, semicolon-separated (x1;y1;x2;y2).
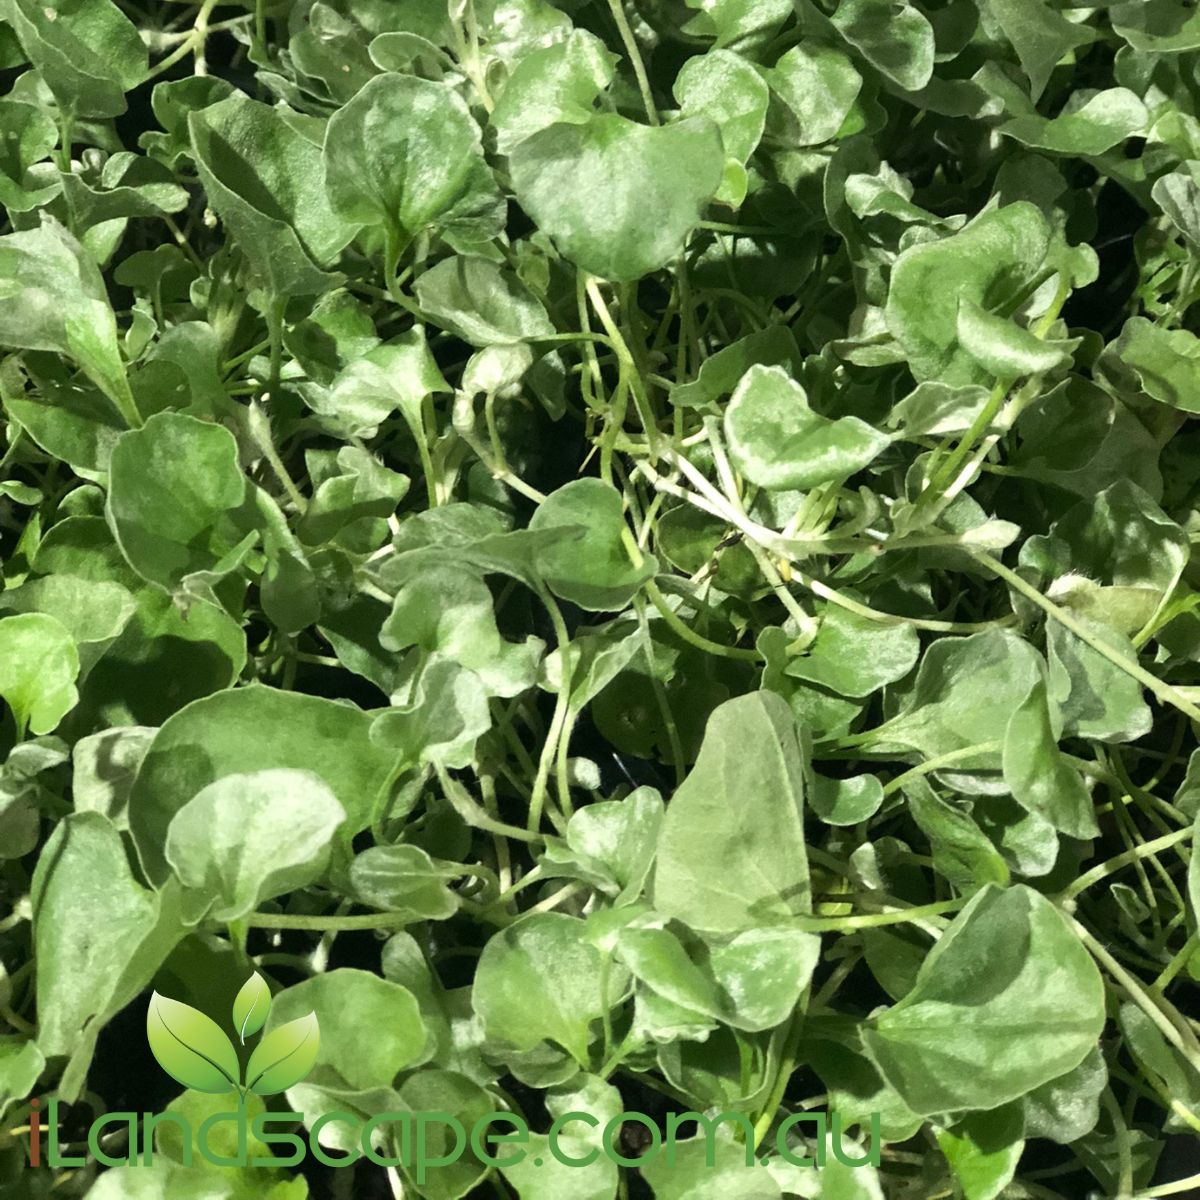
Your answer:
644;579;761;661
793;896;967;932
246;910;414;932
1070;914;1200;1074
977;551;1200;725
529;587;574;831
753;1004;806;1148
1059;825;1194;901
604;0;659;125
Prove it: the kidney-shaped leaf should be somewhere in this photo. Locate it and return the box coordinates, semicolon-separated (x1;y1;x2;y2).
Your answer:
106;412;250;592
129;685;397;884
164;769;346;922
863;884;1105;1115
529;478;656;610
0;612;79;737
265;969;427;1091
724;364;890;490
325;73;494;251
886;202;1057;387
473;912;616;1065
510;113;723;281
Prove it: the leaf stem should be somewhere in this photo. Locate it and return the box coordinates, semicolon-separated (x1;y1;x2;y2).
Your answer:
644;578;761;661
976;551;1200;726
604;0;659;126
1068;914;1200;1075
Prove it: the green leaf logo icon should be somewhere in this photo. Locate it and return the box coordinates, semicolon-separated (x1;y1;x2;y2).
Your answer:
245;1013;321;1096
232;971;271;1043
146;992;241;1095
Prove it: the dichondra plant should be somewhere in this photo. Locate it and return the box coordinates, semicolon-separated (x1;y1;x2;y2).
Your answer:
1;1;1199;1199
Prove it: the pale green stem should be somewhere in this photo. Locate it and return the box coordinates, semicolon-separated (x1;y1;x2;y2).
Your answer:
1059;826;1194;901
977;551;1200;726
644;579;761;662
604;0;659;126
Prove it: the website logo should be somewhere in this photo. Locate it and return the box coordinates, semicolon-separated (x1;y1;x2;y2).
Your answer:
147;972;319;1099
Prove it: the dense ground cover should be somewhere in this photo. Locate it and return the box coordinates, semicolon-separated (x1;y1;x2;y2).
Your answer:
1;0;1200;1197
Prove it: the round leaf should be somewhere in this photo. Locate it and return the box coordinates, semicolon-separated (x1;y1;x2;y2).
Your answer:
509;113;723;281
324;73;494;245
0;612;79;736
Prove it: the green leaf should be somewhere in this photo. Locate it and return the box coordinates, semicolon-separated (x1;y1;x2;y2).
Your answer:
0;612;78;736
640;1128;780;1199
529;478;656;611
785;607;919;698
128;685;397;884
1002;679;1099;839
106;413;251;592
0;98;58;212
1020;1047;1106;1142
885;202;1059;387
490;29;614;154
265;969;427;1091
1102;317;1200;413
382;563;542;697
368;655;493;770
999;89;1149;155
324;74;495;248
619;923;819;1031
654;691;811;933
146;991;241;1095
349;844;462;921
540;787;662;902
473;912;617;1064
906;780;1010;891
673;50;769;207
232;972;271;1043
309;327;449;437
863;884;1105;1115
0;216;139;426
810;773;885;826
724;364;890;490
188;94;353;300
830;0;936;91
955;297;1074;380
413;255;554;346
509;113;723;281
1111;0;1200;53
245;1013;322;1095
1045;618;1152;744
767;43;863;146
936;1103;1025;1200
1154;166;1200;248
986;0;1096;99
0;0;145;117
164;769;346;922
0;1037;43;1120
669;326;800;409
874;630;1043;761
33;813;184;1094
